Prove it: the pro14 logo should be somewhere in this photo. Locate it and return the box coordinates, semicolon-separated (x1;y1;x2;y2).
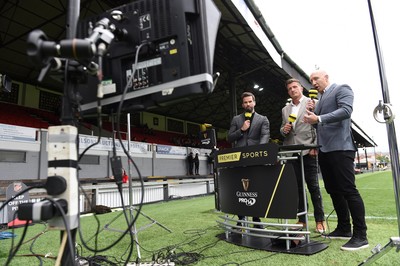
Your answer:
236;190;258;207
238;197;256;206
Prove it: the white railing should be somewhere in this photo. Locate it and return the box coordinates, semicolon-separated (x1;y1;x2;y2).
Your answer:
0;178;215;223
82;178;214;210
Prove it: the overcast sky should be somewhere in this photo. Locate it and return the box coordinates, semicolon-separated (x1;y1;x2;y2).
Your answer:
253;0;399;153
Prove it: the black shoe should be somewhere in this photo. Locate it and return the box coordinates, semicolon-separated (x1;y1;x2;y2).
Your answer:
231;223;243;233
253;224;265;229
341;236;369;251
323;228;352;239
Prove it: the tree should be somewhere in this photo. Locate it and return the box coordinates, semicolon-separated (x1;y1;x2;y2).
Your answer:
376;154;390;166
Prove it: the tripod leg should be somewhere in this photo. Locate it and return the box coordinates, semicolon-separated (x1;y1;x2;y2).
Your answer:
134;207;172;233
359;237;400;265
132;222;141;259
104;210;125;229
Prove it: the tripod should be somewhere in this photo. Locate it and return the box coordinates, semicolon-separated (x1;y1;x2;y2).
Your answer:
104;113;172;259
104;204;172;258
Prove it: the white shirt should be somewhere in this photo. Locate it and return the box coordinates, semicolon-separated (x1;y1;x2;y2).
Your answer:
290;96;305;129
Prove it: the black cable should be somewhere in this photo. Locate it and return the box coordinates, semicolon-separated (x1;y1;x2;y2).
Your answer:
5;212;30;266
77;43;148;260
76;254;119;265
19;222;48;265
130;225;223;265
11;198;75;264
29;228;44;266
0;185;43;213
77;52;104;162
77;53;103;216
45;197;77;265
319;208;335;244
20;222;48;246
116;190;135;266
76;53;106;259
110;112;124;193
109;44;150;264
5;216;48;265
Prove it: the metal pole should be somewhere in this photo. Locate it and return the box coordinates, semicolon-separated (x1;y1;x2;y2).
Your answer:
360;0;400;264
59;0;80;264
126;113;141;258
373;145;376;172
127;113;133;207
366;0;400;236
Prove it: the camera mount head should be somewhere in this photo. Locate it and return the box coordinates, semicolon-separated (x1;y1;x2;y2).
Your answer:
26;17;119;82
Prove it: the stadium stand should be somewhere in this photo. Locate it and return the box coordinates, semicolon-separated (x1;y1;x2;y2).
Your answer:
0;102;229;148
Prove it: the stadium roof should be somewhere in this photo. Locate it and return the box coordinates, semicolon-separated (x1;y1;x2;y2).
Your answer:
0;0;376;148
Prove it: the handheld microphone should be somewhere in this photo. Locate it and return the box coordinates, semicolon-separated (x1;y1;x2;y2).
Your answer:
244;112;252;120
200;123;212;132
309;89;318;111
288;114;297;124
309;89;318;100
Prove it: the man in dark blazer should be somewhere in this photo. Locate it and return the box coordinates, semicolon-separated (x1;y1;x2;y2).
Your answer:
228;91;270;229
304;70;368;251
280;78;326;234
228;92;270;146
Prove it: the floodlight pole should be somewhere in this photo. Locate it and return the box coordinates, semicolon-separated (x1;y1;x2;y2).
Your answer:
360;0;400;264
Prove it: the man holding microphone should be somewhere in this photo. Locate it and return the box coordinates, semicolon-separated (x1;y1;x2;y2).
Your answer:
280;78;326;234
228;91;270;229
304;70;368;251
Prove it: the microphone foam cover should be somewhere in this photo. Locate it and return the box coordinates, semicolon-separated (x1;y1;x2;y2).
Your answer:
309;89;318;99
288;114;297;123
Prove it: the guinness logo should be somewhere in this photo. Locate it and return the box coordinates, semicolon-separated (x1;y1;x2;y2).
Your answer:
241;178;250;191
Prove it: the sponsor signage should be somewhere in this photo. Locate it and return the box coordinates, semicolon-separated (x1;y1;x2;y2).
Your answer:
156;145;187;155
217;164;298;219
216;143;278;167
78;135;148;154
0;123;36;142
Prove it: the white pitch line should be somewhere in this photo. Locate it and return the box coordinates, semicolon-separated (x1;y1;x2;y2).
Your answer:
309;214;398;221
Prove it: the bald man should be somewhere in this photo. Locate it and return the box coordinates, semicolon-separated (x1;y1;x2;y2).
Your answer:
304;70;368;251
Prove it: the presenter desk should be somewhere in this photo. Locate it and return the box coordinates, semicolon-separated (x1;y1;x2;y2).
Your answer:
214;143;327;255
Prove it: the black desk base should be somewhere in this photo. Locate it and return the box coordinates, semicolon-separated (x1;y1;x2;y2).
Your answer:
216;231;328;255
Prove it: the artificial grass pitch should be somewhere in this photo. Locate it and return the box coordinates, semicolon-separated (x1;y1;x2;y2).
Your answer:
1;170;399;265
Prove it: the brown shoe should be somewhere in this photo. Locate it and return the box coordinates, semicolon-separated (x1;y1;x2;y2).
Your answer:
297;221;306;228
315;221;326;234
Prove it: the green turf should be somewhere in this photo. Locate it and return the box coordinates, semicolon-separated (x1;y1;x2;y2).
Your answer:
1;170;399;265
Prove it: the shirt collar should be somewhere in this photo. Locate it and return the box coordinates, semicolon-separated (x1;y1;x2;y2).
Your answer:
290;95;305;106
323;83;333;94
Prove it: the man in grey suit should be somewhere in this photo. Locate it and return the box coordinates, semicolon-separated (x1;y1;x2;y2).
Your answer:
304;70;368;251
228;91;270;228
280;78;326;234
